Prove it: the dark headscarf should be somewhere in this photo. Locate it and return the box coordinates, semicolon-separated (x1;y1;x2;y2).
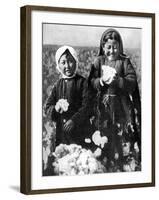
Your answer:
98;28;126;57
98;28;141;127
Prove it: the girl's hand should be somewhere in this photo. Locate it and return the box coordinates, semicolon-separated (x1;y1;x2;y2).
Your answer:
63;120;74;133
102;72;117;84
110;73;118;83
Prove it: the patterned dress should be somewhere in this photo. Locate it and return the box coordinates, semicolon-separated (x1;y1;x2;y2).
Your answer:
88;55;141;167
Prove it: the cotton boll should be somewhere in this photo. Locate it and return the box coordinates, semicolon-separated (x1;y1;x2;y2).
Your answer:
52;160;59;174
52;144;106;175
78;170;85;176
43;147;50;169
77;164;83;172
85;138;91;143
56;99;69;112
123;164;131;172
88;158;98;173
76;158;82;166
102;65;116;76
100;136;108;148
129;157;136;171
86;149;93;156
58;155;71;173
134;142;139;153
70;152;79;159
68;155;76;164
92;131;108;148
94;147;102;158
83;167;89;174
102;65;117;84
54;144;69;158
68;143;82;154
70;168;77;176
92;130;101;146
122;142;131;156
55;102;60;112
89;162;98;174
69;161;76;168
62;100;69;112
78;152;88;166
114;152;119;160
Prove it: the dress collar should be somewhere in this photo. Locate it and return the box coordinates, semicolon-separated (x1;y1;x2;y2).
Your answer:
61;73;76;79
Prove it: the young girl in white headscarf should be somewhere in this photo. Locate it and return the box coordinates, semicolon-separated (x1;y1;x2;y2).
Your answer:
44;46;89;147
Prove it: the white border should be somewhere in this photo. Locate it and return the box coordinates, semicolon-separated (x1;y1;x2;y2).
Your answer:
31;10;152;190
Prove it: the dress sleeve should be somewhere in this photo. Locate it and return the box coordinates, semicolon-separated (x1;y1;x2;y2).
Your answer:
43;84;58;121
116;58;137;93
71;79;92;126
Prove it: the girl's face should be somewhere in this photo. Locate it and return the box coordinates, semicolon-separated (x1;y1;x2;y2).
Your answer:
58;51;76;77
103;39;120;61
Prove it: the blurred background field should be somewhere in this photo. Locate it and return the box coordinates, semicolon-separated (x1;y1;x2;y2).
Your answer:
42;45;141;174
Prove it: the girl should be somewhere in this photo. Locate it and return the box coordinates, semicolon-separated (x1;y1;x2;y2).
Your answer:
44;46;89;147
88;28;141;170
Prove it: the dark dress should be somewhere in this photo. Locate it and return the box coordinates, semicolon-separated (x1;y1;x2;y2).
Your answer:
44;74;90;147
88;55;141;164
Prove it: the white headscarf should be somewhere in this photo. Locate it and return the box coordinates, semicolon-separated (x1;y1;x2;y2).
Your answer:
55;46;78;78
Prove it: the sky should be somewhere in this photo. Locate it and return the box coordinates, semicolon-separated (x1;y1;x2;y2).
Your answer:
43;23;141;49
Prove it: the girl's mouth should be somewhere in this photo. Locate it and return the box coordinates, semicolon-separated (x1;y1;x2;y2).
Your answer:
65;70;71;73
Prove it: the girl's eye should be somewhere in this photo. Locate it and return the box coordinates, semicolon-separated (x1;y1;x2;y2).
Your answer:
69;61;73;65
61;61;66;65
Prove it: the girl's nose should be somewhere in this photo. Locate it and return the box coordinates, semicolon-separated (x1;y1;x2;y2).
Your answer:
65;62;70;69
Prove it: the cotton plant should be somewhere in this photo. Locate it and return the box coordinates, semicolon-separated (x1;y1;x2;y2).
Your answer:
92;130;108;148
123;157;137;172
52;144;106;175
43;146;51;170
84;130;108;158
42;121;55;170
121;140;141;172
122;142;131;157
94;148;102;158
134;142;140;153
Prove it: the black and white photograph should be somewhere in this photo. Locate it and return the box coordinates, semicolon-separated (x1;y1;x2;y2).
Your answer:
20;6;155;194
42;24;141;176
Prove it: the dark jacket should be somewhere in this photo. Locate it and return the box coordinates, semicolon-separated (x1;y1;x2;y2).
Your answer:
44;74;90;146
